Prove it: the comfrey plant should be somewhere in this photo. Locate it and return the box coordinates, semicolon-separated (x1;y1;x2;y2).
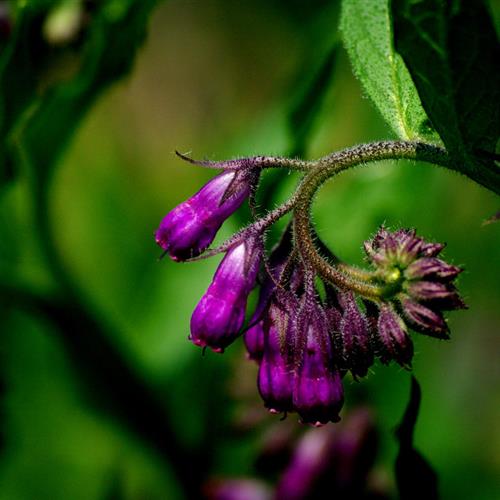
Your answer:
156;141;467;426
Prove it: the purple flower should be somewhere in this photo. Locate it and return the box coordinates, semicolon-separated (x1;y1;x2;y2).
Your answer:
293;306;344;426
257;301;295;414
155;170;251;261
190;238;261;352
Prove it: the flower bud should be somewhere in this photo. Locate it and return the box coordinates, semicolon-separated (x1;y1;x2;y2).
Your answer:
338;292;374;378
293;312;344;426
400;298;449;338
257;302;295;414
376;305;413;367
364;227;465;341
155;171;251;261
190;238;261;352
405;257;461;281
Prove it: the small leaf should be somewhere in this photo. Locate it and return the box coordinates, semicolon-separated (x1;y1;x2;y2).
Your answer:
392;0;500;194
340;0;437;141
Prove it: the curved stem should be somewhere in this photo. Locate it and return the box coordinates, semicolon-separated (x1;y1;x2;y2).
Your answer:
293;141;451;299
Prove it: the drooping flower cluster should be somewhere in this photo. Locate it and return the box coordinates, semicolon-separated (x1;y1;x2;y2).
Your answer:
155;156;465;425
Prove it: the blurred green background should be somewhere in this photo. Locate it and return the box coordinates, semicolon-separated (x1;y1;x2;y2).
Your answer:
0;1;499;499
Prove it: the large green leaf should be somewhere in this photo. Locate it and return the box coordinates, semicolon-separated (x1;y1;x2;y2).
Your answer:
392;0;500;194
340;0;436;141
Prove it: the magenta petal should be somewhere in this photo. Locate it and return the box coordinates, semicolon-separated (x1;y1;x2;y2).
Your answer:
190;239;261;352
155;171;250;261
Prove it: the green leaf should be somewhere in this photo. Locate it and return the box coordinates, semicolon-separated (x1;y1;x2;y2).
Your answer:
392;0;500;194
1;0;162;191
340;0;436;141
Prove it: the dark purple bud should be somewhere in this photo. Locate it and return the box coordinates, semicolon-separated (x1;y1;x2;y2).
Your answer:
400;298;449;338
406;281;460;303
257;303;295;414
190;239;261;352
365;227;437;269
420;242;445;257
376;305;413;367
405;258;462;281
338;293;373;378
204;478;271;500
395;229;423;263
155;171;251;261
293;322;344;426
244;320;265;362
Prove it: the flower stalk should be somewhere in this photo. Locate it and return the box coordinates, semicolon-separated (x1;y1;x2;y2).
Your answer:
155;140;465;424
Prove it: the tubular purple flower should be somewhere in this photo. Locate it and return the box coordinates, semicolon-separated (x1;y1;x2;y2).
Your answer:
190;238;261;352
155;170;252;261
293;318;344;426
257;302;295;414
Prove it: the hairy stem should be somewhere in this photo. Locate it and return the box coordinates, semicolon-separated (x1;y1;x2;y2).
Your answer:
293;141;451;299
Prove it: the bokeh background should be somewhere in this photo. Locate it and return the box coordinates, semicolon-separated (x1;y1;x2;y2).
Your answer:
0;1;499;499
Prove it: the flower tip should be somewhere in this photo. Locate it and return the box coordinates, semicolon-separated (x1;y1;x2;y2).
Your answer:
175;150;195;164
